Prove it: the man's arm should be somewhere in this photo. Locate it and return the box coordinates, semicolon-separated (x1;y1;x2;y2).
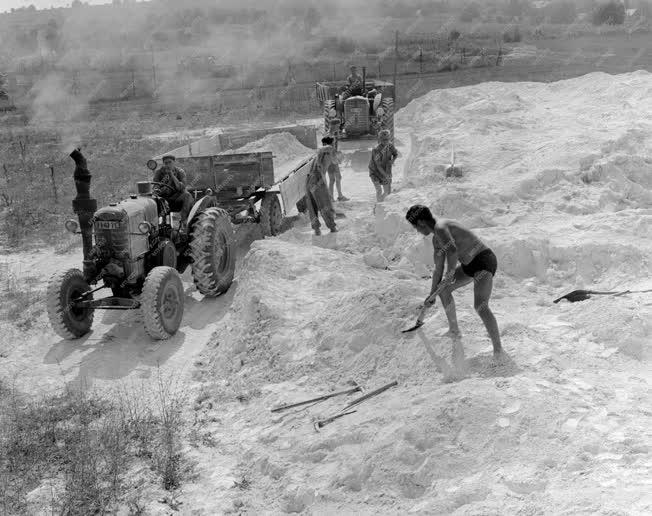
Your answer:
174;168;186;190
430;245;445;295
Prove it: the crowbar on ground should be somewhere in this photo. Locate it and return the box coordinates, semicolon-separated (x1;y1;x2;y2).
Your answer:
270;384;362;413
314;410;357;430
341;380;398;411
314;381;399;431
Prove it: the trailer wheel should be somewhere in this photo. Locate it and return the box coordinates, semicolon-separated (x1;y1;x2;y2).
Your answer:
142;266;184;340
190;207;235;296
47;268;94;339
260;192;283;236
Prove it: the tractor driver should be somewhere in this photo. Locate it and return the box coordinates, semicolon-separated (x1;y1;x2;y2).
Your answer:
345;65;364;98
153;154;194;235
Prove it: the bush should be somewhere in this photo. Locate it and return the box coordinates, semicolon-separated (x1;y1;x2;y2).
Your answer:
593;1;626;25
503;26;523;43
449;29;461;41
0;376;189;514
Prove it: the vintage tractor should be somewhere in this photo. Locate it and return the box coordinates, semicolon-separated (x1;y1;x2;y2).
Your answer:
315;68;395;143
47;149;236;341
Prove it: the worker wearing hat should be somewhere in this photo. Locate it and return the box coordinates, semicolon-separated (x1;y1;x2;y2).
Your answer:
153;154;194;235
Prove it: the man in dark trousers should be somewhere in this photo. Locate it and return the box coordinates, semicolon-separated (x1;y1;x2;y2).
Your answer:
153;154;194;235
305;137;338;236
405;205;504;358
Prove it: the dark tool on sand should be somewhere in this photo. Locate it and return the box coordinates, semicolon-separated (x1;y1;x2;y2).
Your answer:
314;381;398;431
553;288;652;304
315;410;357;430
271;384;362;413
341;380;398;411
402;282;449;333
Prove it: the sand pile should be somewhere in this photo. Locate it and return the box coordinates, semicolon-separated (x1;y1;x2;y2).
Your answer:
222;132;314;179
186;72;651;514
373;71;652;287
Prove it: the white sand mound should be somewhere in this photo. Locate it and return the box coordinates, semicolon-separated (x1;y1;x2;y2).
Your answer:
374;71;652;286
194;232;650;514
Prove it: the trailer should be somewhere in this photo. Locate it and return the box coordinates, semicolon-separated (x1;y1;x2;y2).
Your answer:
147;125;318;235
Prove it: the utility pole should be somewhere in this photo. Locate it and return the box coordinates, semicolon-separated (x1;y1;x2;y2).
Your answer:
131;67;136;98
151;47;157;94
393;30;399;104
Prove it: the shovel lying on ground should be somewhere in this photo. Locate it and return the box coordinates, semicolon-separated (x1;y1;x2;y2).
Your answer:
553;288;652;304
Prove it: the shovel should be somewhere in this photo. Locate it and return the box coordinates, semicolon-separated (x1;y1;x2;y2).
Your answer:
553;288;652;304
402;282;449;333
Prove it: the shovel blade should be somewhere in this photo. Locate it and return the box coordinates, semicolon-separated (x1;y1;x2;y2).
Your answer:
402;320;424;333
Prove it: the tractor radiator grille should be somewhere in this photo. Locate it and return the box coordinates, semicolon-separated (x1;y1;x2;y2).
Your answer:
344;97;369;135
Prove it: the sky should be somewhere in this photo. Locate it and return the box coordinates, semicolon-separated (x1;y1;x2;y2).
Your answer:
0;0;129;12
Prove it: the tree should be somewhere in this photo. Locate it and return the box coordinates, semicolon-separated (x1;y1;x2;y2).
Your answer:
593;1;626;24
547;1;577;24
460;2;481;22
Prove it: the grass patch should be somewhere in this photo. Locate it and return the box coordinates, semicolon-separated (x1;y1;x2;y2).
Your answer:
0;373;190;514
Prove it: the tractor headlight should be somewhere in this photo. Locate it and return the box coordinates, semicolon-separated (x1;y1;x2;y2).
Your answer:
138;221;152;234
147;159;158;171
65;219;79;233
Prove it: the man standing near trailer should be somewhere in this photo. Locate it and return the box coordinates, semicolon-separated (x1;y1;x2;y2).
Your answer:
305;136;338;236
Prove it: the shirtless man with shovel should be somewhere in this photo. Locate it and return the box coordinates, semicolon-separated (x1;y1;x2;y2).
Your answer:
405;205;504;358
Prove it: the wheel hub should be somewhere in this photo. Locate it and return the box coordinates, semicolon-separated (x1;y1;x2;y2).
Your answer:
162;286;179;319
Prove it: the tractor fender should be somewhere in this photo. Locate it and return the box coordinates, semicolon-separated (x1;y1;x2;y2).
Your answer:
187;195;219;229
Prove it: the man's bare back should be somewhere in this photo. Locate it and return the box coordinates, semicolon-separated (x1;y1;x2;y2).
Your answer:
432;219;489;265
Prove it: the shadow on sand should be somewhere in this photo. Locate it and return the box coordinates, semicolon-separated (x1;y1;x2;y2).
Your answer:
412;329;521;382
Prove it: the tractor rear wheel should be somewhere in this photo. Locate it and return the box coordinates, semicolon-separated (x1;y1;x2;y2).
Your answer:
141;266;184;340
190;207;235;296
324;99;337;132
379;97;395;140
259;192;283;236
47;268;94;339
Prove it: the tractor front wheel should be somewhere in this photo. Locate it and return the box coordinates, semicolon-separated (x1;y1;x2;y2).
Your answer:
141;266;184;340
190;207;235;296
46;268;94;339
259;192;283;236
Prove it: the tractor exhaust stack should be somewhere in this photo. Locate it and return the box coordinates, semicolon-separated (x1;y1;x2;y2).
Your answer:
69;148;97;281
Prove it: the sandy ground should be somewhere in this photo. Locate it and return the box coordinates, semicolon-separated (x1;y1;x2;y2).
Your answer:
1;73;651;514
